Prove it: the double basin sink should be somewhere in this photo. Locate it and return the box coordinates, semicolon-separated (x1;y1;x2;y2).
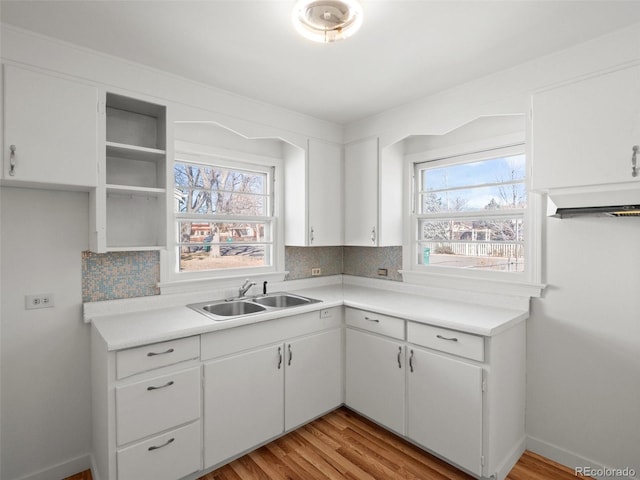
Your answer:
188;292;321;321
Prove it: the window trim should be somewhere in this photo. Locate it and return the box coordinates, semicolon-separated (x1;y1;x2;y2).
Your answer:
402;133;544;296
160;141;285;289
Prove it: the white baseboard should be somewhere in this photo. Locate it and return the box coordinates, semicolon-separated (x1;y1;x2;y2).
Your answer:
11;453;92;480
527;436;638;480
493;435;527;480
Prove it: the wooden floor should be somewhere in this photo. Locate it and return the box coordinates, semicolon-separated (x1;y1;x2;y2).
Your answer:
67;407;586;480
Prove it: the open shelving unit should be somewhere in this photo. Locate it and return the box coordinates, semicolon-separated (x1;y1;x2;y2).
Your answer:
90;92;168;252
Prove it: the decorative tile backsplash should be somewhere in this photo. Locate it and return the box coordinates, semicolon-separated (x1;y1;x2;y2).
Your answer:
82;250;160;302
343;246;403;281
82;246;402;302
285;246;343;280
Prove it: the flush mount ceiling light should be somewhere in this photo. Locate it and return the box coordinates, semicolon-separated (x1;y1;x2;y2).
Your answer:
292;0;363;43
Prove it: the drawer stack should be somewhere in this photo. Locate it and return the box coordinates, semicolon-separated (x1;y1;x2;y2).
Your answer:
114;337;201;480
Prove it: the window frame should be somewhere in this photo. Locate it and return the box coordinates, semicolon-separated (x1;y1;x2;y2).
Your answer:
160;142;285;288
402;134;542;292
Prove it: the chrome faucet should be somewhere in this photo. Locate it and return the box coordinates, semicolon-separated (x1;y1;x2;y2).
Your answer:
238;279;256;297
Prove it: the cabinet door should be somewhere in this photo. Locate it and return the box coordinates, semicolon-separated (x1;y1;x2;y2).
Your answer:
3;65;98;187
203;344;284;468
308;139;343;245
407;347;483;476
344;137;379;246
345;328;405;434
531;65;640;191
285;329;343;431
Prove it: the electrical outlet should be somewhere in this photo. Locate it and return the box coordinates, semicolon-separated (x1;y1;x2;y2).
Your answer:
377;268;388;276
320;309;332;319
311;267;322;276
25;294;55;310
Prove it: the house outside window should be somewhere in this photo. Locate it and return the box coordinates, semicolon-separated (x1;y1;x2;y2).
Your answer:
413;144;527;274
173;158;275;275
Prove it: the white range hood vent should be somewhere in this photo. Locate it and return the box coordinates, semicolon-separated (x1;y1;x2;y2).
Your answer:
547;182;640;218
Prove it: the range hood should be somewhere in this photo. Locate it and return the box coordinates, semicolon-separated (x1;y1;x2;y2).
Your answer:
547;183;640;218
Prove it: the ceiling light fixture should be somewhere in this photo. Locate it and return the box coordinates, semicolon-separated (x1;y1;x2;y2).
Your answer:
292;0;363;43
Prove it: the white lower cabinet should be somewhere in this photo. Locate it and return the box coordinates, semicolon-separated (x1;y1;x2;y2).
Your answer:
345;308;525;480
203;344;285;467
91;332;202;480
201;309;343;470
285;328;343;431
345;328;405;435
406;347;483;476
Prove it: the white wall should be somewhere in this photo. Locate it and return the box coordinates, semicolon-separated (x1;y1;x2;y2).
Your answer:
350;22;640;479
0;188;92;480
527;215;640;476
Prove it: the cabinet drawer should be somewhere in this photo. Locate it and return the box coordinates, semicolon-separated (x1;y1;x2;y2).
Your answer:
117;420;201;480
117;336;199;379
345;308;404;340
408;322;484;362
116;367;200;446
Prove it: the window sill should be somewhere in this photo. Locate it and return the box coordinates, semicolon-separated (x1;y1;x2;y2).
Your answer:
158;271;288;295
399;269;546;300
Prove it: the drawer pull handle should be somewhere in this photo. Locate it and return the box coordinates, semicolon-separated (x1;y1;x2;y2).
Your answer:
147;348;175;357
633;145;639;177
436;334;458;342
147;381;174;391
397;346;402;368
148;437;175;451
9;145;16;176
288;344;293;366
409;349;414;373
364;316;380;323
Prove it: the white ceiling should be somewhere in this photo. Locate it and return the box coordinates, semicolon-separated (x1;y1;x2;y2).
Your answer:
2;1;640;125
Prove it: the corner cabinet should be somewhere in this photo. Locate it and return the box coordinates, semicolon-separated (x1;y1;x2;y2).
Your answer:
344;137;403;246
2;64;98;187
531;64;640;191
90;92;169;252
345;307;526;480
284;138;343;246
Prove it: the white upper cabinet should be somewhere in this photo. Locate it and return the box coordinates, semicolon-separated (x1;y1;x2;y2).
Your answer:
284;138;343;246
344;137;403;246
308;139;343;245
531;64;640;191
3;64;98;187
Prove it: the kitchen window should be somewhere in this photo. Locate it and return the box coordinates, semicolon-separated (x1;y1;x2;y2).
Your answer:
173;157;275;275
412;144;527;274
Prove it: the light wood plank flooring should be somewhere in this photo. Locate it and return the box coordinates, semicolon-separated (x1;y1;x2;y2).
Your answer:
66;407;586;480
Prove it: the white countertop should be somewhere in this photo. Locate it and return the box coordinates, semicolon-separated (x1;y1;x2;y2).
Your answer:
91;283;528;351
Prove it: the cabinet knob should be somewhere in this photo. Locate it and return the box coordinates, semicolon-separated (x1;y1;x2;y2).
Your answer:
9;145;16;176
632;145;638;177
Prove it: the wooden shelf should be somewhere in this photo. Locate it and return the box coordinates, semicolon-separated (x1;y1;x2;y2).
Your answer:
106;141;166;161
106;184;166;197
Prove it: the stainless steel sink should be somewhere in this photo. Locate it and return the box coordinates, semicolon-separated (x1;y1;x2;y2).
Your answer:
202;301;266;317
188;292;320;321
252;293;316;308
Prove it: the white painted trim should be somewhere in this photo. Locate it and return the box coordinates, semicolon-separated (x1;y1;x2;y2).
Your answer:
527;436;638;480
10;453;93;480
492;436;527;480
